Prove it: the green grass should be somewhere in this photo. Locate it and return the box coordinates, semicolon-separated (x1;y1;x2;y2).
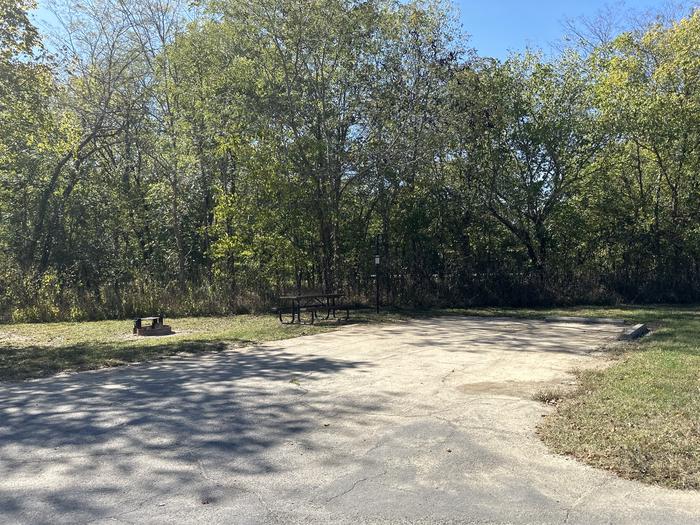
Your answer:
531;305;700;490
0;310;407;381
0;315;339;381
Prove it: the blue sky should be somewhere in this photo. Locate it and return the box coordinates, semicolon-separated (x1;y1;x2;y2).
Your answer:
454;0;665;58
32;0;676;60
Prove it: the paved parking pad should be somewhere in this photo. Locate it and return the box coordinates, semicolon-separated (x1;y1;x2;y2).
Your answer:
1;317;699;524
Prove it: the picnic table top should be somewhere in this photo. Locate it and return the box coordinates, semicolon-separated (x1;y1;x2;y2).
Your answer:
279;293;343;300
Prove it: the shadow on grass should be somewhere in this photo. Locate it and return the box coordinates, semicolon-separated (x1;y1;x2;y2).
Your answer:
0;339;248;381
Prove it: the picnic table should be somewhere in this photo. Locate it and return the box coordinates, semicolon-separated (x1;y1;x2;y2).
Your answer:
277;292;349;324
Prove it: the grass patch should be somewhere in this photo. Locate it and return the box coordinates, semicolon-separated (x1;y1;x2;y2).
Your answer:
533;386;570;405
0;309;406;381
0;315;343;381
534;305;700;489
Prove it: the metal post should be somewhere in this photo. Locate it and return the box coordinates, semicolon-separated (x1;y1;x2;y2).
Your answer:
374;235;380;314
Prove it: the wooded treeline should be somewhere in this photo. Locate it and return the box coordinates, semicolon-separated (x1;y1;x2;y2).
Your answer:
2;0;700;321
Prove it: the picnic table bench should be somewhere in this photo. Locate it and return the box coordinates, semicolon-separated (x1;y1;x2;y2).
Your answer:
276;293;350;324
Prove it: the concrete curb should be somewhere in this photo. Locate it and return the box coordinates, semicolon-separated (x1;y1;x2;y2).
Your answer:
618;323;650;341
544;316;627;325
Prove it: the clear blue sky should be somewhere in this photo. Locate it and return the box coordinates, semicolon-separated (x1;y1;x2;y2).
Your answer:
454;0;665;59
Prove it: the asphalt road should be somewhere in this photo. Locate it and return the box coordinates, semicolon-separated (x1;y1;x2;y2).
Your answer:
1;317;699;524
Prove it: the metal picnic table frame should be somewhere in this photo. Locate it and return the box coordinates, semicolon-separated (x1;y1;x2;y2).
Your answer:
277;293;348;324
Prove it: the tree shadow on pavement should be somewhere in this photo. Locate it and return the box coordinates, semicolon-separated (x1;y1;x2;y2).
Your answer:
0;345;375;522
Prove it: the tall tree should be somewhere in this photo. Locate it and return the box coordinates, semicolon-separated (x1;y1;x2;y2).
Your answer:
451;52;601;283
589;10;700;298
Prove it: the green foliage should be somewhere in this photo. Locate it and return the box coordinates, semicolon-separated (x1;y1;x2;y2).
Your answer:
2;1;700;320
451;52;599;277
586;12;700;300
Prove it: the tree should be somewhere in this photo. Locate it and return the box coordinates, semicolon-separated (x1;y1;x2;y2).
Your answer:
0;0;55;315
451;52;602;285
199;0;461;297
589;9;700;299
2;0;700;320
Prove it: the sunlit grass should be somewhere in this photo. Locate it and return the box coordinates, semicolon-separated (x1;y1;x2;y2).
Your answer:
0;310;406;381
0;315;336;380
533;305;700;489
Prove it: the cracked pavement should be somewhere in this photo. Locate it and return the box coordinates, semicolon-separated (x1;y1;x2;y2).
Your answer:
1;316;699;524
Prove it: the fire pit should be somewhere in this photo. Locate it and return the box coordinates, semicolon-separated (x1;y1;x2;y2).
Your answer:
133;315;173;336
